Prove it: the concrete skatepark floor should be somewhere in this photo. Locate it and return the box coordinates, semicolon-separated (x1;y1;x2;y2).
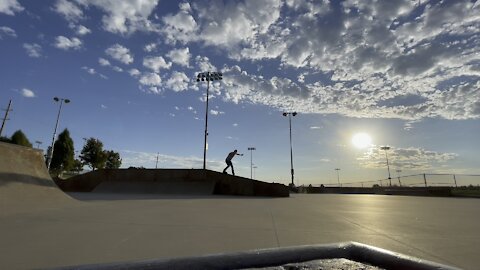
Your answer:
1;193;478;270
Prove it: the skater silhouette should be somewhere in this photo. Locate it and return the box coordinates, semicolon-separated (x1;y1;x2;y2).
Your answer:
222;149;243;176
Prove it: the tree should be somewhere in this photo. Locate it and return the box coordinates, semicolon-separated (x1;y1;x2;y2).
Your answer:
50;129;75;175
72;159;84;173
10;130;32;147
105;150;122;169
0;136;10;143
80;138;107;170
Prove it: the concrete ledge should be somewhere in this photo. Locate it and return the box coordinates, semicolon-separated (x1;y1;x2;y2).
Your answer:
51;242;459;270
57;169;289;197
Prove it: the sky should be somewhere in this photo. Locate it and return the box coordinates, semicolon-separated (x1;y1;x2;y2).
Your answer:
0;0;479;186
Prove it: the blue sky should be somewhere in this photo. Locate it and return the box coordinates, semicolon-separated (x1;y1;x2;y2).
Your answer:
1;0;479;186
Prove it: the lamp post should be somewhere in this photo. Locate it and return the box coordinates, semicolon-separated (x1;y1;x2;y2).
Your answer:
248;147;256;179
196;72;223;170
380;146;392;185
334;168;341;187
47;97;70;170
35;140;42;149
282;112;297;186
396;169;402;186
253;165;257;179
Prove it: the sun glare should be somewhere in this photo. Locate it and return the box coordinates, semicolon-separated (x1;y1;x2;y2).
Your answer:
352;133;372;149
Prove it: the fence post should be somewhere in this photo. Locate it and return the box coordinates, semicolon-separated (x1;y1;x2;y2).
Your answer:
423;174;427;187
453;174;457;188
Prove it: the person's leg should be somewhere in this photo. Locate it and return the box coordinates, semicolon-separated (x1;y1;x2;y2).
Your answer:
231;163;235;176
223;160;231;173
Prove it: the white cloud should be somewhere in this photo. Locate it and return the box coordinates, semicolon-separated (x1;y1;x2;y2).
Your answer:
0;0;24;15
210;109;224;116
165;71;189;92
82;66;96;74
195;55;216;72
144;42;157;52
98;57;110;66
161;3;198;44
309;126;322;130
143;56;171;72
54;0;83;21
20;88;35;98
357;146;458;170
0;26;16;38
77;0;159;34
129;68;140;77
54;36;82;50
76;25;91;35
23;43;42;58
166;47;191;67
112;66;123;72
101;104;107;109
105;44;133;64
233;123;238;127
139;72;161;86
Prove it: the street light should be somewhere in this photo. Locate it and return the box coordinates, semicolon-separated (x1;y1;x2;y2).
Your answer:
35;140;42;149
283;112;297;186
253;165;257;179
380;146;392;185
334;168;341;187
196;72;223;169
248;147;256;179
396;169;402;186
47;97;70;170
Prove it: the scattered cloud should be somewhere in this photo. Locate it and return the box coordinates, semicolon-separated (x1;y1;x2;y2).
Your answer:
143;56;171;72
0;26;16;38
76;25;91;35
81;66;96;75
77;0;159;34
129;68;140;77
23;43;42;58
144;43;157;52
0;0;24;15
166;47;191;67
106;44;133;64
210;109;224;116
165;71;189;92
20;88;35;98
98;57;110;66
357;146;458;170
101;104;107;109
309;126;322;130
139;72;161;86
54;36;82;50
233;123;238;127
53;0;83;21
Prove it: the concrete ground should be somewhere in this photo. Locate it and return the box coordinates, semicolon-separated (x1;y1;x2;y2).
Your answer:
0;193;478;270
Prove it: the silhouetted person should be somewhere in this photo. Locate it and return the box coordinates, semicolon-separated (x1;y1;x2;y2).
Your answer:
223;149;243;175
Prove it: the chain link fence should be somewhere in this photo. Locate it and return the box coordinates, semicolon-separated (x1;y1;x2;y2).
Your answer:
318;174;480;188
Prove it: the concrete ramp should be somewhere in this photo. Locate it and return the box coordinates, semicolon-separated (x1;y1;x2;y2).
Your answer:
0;142;73;215
60;169;289;197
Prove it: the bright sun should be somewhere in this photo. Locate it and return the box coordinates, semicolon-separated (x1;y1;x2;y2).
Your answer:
352;133;372;149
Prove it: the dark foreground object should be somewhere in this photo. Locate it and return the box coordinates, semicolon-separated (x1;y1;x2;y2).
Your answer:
300;186;453;197
55;169;289;197
52;242;458;270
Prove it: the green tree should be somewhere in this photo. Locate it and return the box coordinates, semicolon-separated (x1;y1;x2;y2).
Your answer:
10;130;32;147
50;129;75;175
72;159;84;173
0;136;10;143
80;138;107;170
105;150;122;169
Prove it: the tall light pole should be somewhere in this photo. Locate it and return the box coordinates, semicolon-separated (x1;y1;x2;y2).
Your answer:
253;165;257;179
155;152;159;169
335;168;341;187
0;99;13;137
283;112;297;186
47;97;70;170
35;140;42;149
380;146;392;185
396;169;402;186
196;72;223;169
248;147;256;179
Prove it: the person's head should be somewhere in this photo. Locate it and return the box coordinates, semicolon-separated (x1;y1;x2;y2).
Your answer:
233;149;237;153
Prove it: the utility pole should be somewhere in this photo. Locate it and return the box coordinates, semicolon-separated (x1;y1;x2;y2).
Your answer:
0;99;13;137
155;152;159;169
248;147;256;179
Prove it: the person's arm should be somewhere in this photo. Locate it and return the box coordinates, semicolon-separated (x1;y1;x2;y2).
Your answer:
236;153;244;156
